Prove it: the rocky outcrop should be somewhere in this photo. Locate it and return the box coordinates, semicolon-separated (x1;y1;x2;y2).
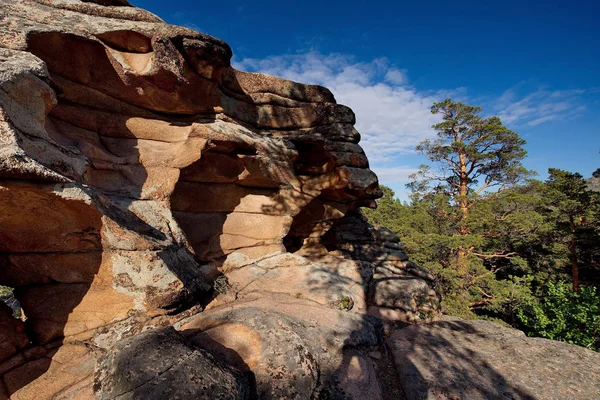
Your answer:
178;298;383;399
588;175;600;192
0;0;437;398
388;318;600;399
1;1;598;399
322;212;440;324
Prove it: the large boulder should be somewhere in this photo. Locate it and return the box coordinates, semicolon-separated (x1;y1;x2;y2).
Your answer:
95;327;252;400
178;295;383;399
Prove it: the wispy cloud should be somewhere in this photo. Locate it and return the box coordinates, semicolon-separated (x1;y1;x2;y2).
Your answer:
372;166;421;201
371;166;419;183
234;52;449;166
494;84;589;127
384;68;408;85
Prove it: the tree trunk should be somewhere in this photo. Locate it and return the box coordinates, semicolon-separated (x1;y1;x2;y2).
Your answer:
458;153;469;231
569;215;580;292
457;153;469;273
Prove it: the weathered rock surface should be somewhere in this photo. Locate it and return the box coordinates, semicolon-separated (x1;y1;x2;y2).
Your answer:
389;318;600;400
0;303;27;363
323;212;440;325
0;0;437;397
179;297;383;399
95;327;252;400
1;1;597;399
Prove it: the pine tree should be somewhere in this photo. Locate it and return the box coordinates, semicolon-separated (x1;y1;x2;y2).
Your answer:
545;169;600;291
409;98;531;272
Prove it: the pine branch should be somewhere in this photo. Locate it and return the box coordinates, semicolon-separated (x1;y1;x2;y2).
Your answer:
471;251;517;259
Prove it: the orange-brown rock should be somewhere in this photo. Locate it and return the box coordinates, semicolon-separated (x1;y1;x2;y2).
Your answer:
0;303;28;363
0;0;442;398
178;296;383;399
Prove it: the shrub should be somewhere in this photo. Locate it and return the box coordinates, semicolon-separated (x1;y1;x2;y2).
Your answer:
517;281;600;351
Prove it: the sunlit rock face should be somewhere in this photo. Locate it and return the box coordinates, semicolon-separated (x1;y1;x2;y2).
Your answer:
0;0;439;398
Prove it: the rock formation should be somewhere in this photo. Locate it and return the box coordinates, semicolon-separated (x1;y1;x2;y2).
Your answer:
0;0;439;398
0;1;598;399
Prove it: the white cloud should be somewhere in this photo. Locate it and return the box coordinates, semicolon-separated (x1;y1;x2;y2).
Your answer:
371;166;419;183
234;52;445;167
384;68;408;85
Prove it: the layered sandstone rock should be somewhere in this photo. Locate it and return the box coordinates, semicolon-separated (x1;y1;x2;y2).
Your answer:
0;0;438;398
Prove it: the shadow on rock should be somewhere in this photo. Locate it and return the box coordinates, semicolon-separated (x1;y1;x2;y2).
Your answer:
95;327;255;400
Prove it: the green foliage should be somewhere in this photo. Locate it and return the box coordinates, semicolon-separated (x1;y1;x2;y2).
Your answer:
362;186;407;232
517;281;600;350
0;285;21;319
365;182;600;351
543;169;600;290
331;295;354;311
589;167;600;191
366;185;539;320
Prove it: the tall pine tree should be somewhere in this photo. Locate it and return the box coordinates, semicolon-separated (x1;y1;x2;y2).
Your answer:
409;98;531;272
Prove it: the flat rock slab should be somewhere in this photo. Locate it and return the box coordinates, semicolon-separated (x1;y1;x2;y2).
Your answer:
388;318;600;400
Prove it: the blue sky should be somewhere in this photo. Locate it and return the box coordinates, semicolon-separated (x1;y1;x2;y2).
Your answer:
135;0;600;199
